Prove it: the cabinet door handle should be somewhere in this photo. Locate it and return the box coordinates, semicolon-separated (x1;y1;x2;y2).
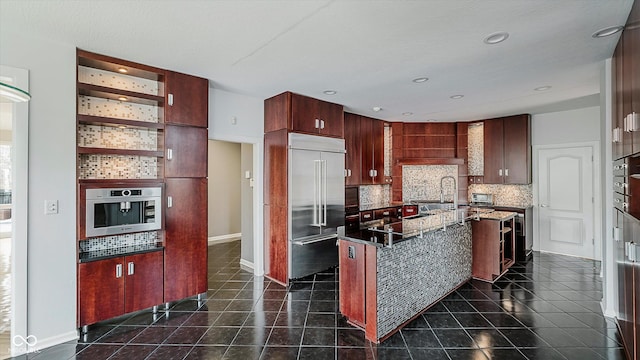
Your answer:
167;196;173;208
315;119;320;129
320;120;325;129
382;211;390;216
115;264;123;278
498;169;503;176
613;227;620;242
505;168;509;177
127;262;135;276
167;148;173;160
540;204;548;208
168;94;174;106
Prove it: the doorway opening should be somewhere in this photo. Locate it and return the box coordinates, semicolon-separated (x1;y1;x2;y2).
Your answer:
207;140;255;273
0;65;28;359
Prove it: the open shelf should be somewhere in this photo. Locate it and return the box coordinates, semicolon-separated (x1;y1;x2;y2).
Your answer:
78;147;164;157
78;83;164;106
78;50;164;81
77;114;164;130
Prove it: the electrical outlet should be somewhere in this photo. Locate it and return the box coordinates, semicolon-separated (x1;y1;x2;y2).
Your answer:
45;200;58;215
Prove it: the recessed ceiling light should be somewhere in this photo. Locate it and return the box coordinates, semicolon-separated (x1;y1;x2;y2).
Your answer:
323;90;337;95
412;77;429;83
483;32;509;45
592;26;624;38
117;96;128;101
402;112;413;116
373;107;382;112
450;95;464;99
534;86;552;91
117;67;128;73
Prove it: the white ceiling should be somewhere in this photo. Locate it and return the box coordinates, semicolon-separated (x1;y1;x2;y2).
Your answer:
0;0;633;122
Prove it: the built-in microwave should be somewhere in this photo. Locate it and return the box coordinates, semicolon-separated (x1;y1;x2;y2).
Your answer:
85;187;162;238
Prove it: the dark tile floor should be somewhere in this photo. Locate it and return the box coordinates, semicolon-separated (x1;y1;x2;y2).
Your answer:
18;241;626;360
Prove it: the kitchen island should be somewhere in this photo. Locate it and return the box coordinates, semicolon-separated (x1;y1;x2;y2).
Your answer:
337;210;475;343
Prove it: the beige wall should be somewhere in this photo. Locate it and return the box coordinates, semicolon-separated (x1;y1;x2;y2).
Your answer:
208;140;241;237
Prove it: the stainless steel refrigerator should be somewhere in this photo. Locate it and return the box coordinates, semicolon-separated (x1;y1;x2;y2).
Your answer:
288;133;345;279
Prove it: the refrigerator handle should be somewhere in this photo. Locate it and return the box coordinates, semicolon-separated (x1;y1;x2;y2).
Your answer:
313;160;319;226
322;160;327;226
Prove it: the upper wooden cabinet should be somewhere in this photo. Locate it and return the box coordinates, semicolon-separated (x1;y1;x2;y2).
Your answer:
344;113;362;186
483;115;531;184
164;125;208;178
264;92;344;138
360;116;385;185
165;71;209;127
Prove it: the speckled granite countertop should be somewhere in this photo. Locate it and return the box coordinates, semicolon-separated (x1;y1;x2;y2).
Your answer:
359;202;404;211
340;208;483;247
79;243;164;263
477;211;516;221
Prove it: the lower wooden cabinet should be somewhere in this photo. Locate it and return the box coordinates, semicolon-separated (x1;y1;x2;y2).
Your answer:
616;210;640;360
164;178;208;303
471;216;515;282
339;241;366;327
78;250;163;327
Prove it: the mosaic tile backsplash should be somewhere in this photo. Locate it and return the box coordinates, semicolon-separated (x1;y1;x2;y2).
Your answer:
78;154;158;179
468;123;483;176
78;66;160;96
402;165;458;202
78;95;160;123
468;184;533;207
359;185;391;209
78;124;158;151
80;231;159;252
384;125;392;177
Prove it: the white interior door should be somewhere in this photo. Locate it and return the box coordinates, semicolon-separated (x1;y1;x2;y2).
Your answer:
537;146;594;259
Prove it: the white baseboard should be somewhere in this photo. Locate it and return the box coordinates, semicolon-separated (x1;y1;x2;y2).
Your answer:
239;258;254;272
22;330;78;355
208;233;241;245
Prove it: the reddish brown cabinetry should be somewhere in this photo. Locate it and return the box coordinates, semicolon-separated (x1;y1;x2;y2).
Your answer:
344;113;362;186
265;92;344;138
164;125;208;178
78;251;163;327
164;178;208;303
339;241;366;327
483;115;531;184
165;71;209;127
471;217;515;282
360;116;385;185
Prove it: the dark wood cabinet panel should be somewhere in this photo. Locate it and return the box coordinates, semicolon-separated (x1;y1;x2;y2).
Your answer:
614;41;625;160
263;129;288;207
339;240;366;327
124;251;164;314
360;116;385;184
79;258;125;326
472;217;515;282
483;119;504;184
345;113;362;186
165;71;208;127
622;30;635;157
164;125;208;178
483;115;531;184
630;13;640;155
264;204;288;285
164;178;208;303
264;92;344;138
503;115;531;184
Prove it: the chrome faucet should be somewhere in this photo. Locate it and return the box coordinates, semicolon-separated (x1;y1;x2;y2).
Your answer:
440;176;458;209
